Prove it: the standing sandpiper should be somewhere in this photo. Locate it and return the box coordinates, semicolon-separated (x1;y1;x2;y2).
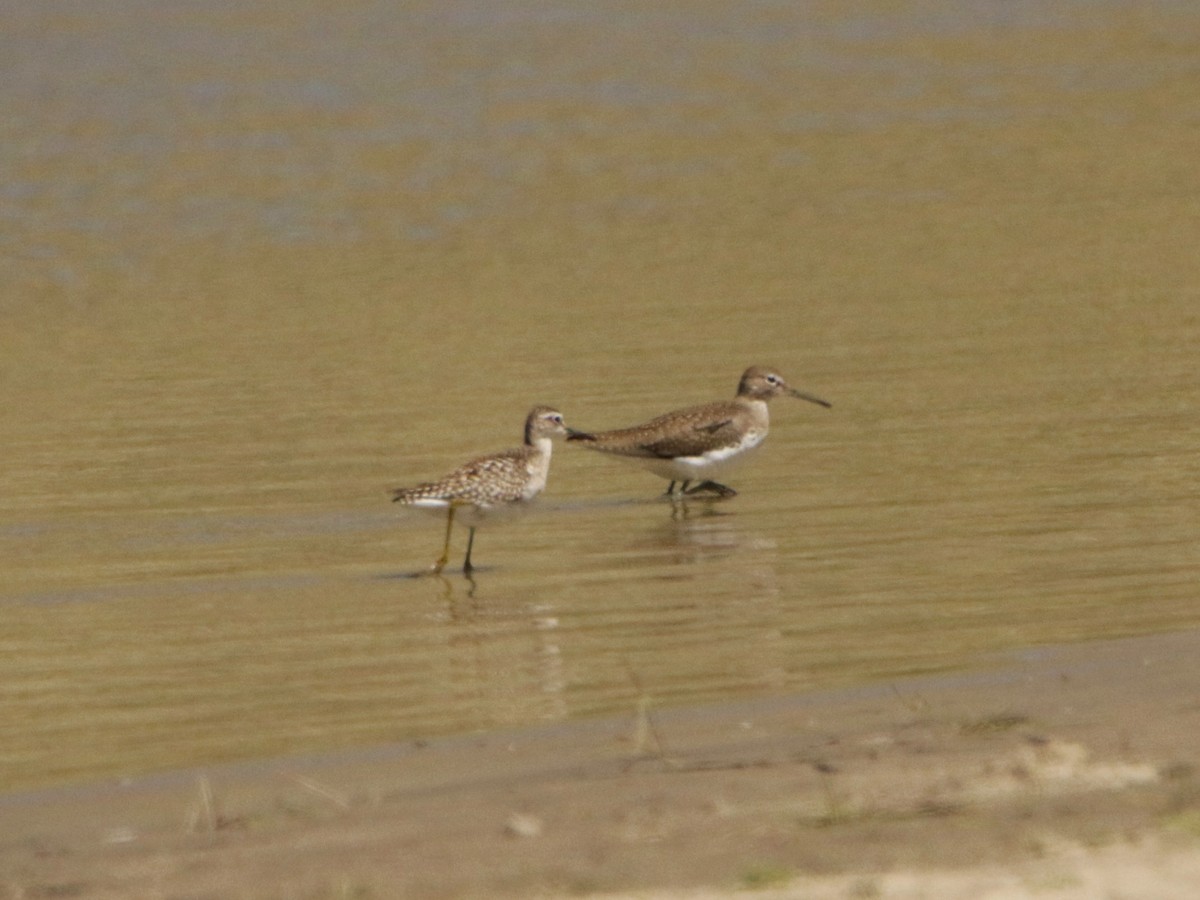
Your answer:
566;366;830;498
391;406;568;574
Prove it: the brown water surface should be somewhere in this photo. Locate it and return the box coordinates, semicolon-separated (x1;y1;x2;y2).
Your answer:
1;1;1198;791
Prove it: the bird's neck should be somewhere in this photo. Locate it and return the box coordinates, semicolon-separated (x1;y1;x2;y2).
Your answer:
736;396;770;423
527;435;554;460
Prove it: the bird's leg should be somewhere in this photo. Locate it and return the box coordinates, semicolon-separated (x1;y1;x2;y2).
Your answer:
663;481;677;496
431;505;455;574
462;526;477;575
685;481;737;498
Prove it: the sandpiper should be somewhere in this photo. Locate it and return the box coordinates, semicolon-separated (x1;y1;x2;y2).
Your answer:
566;366;830;498
391;406;568;574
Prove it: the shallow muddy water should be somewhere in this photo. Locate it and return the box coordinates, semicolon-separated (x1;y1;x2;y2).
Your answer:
1;0;1198;791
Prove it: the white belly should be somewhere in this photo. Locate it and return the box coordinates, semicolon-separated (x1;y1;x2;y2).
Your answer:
634;432;764;482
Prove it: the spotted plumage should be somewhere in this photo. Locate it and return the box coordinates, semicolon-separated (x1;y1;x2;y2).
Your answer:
391;406;568;574
392;447;547;507
566;366;829;497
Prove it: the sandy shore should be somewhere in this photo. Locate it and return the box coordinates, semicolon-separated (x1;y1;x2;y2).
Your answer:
3;629;1200;899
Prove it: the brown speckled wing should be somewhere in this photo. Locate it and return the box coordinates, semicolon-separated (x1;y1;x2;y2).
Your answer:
578;401;743;459
393;446;533;505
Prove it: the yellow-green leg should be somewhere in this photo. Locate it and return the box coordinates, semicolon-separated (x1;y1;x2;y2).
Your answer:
431;505;455;574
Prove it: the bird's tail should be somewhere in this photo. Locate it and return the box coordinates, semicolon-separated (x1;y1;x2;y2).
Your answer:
391;484;433;503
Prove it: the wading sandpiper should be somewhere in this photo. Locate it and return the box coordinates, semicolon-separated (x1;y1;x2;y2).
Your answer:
567;366;829;498
391;406;568;574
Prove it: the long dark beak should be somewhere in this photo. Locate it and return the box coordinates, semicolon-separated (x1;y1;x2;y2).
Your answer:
789;388;832;408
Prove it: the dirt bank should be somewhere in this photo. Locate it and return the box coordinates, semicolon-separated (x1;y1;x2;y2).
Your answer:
3;630;1200;899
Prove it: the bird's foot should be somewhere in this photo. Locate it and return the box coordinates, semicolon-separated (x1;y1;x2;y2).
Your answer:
684;481;737;498
663;480;693;498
